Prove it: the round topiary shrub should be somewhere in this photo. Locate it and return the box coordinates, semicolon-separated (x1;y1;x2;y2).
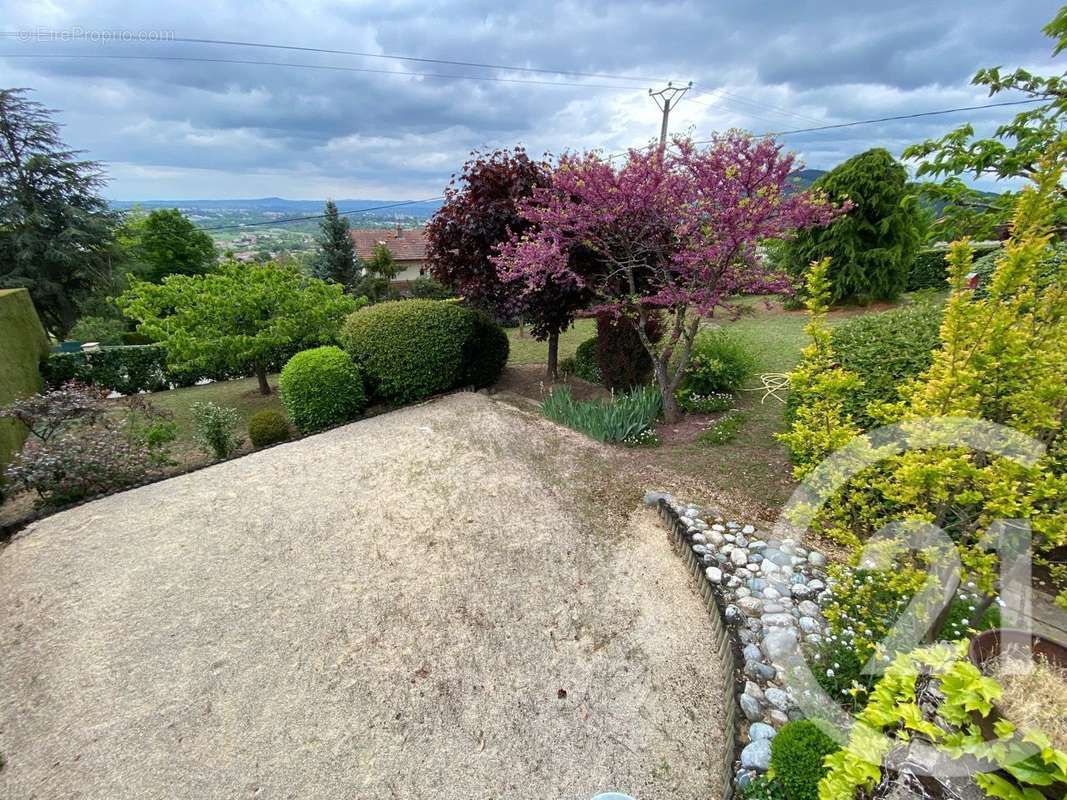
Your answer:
681;328;758;394
340;300;474;404
279;346;366;433
768;720;839;800
459;308;509;389
572;335;602;384
247;409;290;447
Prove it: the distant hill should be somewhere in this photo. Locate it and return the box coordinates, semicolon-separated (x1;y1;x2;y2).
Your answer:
109;197;443;218
787;169;828;190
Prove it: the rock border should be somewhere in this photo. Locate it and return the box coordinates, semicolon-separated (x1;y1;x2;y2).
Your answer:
646;491;832;797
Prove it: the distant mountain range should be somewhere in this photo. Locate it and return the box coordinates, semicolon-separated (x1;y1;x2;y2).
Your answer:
110;169;1005;228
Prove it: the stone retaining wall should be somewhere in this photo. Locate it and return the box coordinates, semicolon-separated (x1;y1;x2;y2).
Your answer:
647;492;832;796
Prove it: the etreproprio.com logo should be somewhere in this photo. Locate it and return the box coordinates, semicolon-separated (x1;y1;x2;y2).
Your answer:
15;27;176;42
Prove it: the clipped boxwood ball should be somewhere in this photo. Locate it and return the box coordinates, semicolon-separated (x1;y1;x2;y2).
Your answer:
769;720;839;800
340;300;473;405
279;346;366;433
247;409;290;447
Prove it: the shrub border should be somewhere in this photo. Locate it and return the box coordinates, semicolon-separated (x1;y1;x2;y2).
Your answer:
0;387;484;542
654;497;742;800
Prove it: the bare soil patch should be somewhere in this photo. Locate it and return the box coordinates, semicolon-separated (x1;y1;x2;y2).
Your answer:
0;392;723;800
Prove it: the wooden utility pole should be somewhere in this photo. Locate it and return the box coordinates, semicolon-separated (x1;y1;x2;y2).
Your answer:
649;82;692;154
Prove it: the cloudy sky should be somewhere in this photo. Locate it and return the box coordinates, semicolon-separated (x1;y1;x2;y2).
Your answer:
0;0;1061;200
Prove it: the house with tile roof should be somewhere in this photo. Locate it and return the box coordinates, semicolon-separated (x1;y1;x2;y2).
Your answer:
349;224;427;285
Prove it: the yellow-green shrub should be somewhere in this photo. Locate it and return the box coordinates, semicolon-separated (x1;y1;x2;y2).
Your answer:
781;145;1067;604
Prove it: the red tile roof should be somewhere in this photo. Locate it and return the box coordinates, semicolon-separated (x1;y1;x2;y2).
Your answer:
350;226;427;262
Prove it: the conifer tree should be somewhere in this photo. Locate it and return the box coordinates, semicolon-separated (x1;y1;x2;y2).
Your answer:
784;148;925;304
0;88;121;337
313;200;359;290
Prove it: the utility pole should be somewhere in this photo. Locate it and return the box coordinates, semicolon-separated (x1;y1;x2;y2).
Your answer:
649;81;692;154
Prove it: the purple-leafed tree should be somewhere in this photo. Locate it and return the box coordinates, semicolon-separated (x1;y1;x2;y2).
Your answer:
425;147;592;379
495;133;845;421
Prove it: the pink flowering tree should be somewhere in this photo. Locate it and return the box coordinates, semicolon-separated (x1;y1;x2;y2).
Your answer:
495;132;845;421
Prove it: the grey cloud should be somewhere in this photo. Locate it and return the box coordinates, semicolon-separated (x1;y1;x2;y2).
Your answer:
0;0;1058;198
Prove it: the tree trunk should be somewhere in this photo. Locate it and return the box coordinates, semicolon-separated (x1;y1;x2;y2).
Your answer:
652;357;682;423
662;389;681;423
546;331;560;381
255;362;271;395
924;571;963;644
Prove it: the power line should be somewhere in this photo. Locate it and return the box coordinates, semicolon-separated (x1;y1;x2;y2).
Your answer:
134;96;1047;231
197;197;445;231
0;30;682;85
606;98;1042;160
0;52;643;90
736;98;1046;142
688;88;825;125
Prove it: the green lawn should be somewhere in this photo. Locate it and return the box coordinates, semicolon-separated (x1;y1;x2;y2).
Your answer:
651;299;888;518
148;375;286;461
505;318;596;365
506;298;898;520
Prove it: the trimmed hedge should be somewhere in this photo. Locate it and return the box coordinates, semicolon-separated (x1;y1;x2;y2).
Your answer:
786;302;944;431
280;346;366;433
832;302;943;429
971;241;1064;300
769;720;839;800
0;289;50;490
248;409;291;447
460;309;510;389
407;275;455;300
906;242;1002;292
42;345;170;395
341;300;507;405
40;343;307;395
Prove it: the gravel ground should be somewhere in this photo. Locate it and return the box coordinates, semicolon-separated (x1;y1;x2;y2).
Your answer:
0;392;723;800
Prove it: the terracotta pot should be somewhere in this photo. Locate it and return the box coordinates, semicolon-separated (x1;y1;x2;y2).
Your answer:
968;628;1067;671
967;629;1067;800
